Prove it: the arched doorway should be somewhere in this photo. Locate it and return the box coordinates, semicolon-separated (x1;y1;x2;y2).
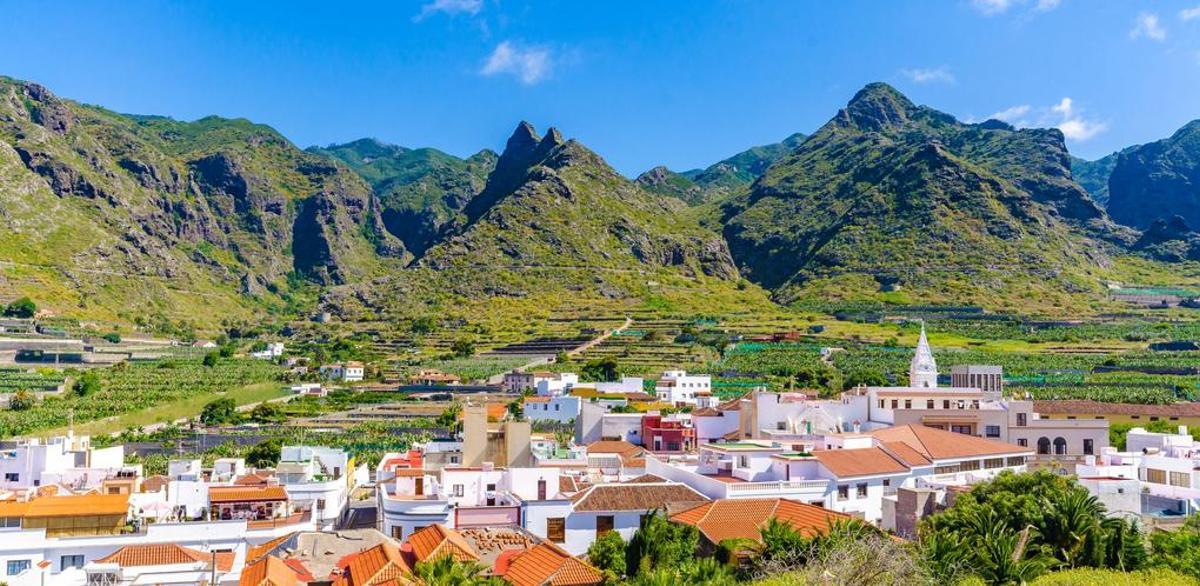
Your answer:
1053;437;1067;455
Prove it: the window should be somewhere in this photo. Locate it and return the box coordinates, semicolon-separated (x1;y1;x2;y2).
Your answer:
486;483;496;492
1037;437;1051;455
1171;471;1190;487
1131;415;1140;420
951;425;972;435
61;555;84;570
738;455;750;468
547;517;566;543
878;400;885;409
1053;437;1067;455
392;526;403;539
1083;439;1094;455
985;425;1001;438
1150;416;1160;422
891;400;898;409
777;421;787;431
1006;456;1025;467
453;484;464;497
1171;417;1179;421
7;560;30;576
882;478;890;487
837;485;849;500
3;473;17;482
1067;416;1076;420
0;517;18;528
538;479;547;500
943;400;950;409
904;400;912;409
1016;413;1027;427
959;460;981;472
1017;438;1028;447
927;400;935;409
984;458;1004;469
856;483;867;498
596;515;614;537
1147;468;1167;484
934;465;959;474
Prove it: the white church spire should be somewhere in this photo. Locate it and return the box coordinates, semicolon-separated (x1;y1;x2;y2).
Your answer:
909;323;938;388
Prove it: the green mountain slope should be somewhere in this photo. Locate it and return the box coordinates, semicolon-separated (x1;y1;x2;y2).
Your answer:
1108;120;1200;231
421;122;738;278
635;132;806;204
0;76;404;325
1070;153;1120;207
307;139;496;256
719;83;1128;309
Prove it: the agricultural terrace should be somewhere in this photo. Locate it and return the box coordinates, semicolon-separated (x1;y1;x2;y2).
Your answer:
0;357;284;438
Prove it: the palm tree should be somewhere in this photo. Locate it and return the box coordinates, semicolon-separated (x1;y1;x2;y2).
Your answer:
413;555;502;586
677;557;737;586
975;525;1048;585
919;528;974;584
1040;490;1106;568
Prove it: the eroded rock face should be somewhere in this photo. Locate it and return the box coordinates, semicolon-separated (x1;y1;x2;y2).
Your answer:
1108;120;1200;231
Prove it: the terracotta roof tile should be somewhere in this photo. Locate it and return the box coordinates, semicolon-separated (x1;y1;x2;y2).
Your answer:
670;498;850;543
504;543;603;586
331;541;413;586
406;524;481;563
4;494;129;518
869;424;1030;460
570;482;708;512
1033;400;1200;417
209;486;288;503
879;441;932;466
813;448;910;478
240;555;306;586
97;543;210;567
247;532;298;563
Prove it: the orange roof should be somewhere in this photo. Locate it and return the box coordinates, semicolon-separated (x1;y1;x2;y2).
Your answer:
670;499;850;543
209;486;289;503
332;542;413;586
406;524;481;563
813;447;910;478
247;532;297;563
585;440;642;456
240;555;306;586
0;494;129;518
97;543;211;568
880;441;932;466
503;542;603;586
870;424;1030;460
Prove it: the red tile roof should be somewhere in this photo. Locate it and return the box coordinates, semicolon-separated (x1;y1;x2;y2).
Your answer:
813;447;911;478
503;542;603;586
670;499;850;543
406;524;481;563
240;555;307;586
570;482;708;512
97;543;211;568
869;424;1030;460
247;532;297;563
209;486;289;503
331;542;413;586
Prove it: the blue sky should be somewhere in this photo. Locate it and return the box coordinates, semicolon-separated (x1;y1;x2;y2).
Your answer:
0;0;1197;175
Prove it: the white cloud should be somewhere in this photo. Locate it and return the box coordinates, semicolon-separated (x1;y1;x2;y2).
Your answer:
1130;12;1167;41
972;0;1014;15
414;0;482;20
978;98;1105;142
971;0;1061;16
1182;6;1200;21
988;104;1032;123
480;41;553;85
901;67;956;84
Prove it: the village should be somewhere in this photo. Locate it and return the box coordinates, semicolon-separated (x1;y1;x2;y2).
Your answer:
1;326;1198;585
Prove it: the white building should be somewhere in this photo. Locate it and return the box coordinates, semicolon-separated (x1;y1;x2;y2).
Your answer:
523;395;581;424
1077;426;1200;517
276;445;368;529
647;424;1032;530
654;371;712;407
250;342;285;360
319;361;364;382
0;435;129;493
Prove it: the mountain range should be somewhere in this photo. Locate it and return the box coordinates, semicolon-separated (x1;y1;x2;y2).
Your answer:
1;74;1199;327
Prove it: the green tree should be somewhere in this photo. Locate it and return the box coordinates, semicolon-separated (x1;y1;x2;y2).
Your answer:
451;338;476;358
1149;514;1200;578
581;357;619;382
245;437;284;469
73;371;101;397
3;297;36;318
412;555;503;585
586;530;627;581
202;352;219;367
974;525;1049;586
7;389;35;411
218;344;236;358
102;332;122;344
625;511;699;576
199;397;237;425
248;402;282;423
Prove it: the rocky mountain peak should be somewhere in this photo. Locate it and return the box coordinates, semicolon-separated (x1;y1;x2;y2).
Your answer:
838;82;915;132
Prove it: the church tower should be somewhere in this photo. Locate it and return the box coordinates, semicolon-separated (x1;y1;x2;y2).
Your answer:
909;324;938;388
